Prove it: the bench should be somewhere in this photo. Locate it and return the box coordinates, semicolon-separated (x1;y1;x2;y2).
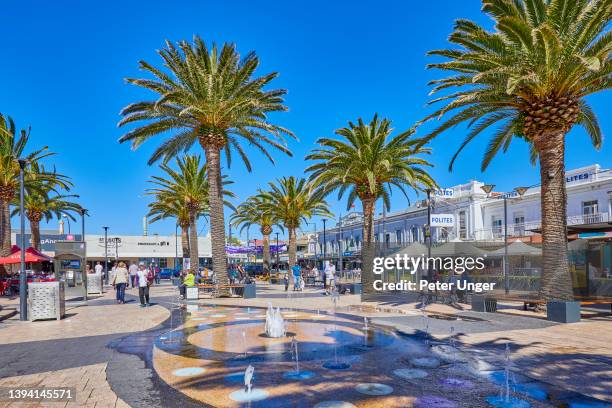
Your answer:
195;283;256;299
495;295;612;313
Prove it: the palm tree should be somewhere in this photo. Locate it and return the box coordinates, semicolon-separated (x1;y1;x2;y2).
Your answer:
146;155;235;275
0;114;52;255
258;177;332;282
420;0;610;301
11;162;79;250
147;197;192;260
119;37;294;288
231;196;283;274
306;115;437;295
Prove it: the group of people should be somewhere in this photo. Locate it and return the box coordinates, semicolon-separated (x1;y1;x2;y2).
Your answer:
107;261;156;307
282;261;337;294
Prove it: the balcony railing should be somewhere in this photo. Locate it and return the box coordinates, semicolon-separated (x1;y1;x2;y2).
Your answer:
472;212;610;241
319;212;611;248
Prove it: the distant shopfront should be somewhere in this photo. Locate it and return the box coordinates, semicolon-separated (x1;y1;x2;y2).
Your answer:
12;231;212;269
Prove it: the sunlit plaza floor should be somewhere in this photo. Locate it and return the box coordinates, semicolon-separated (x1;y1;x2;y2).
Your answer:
0;281;610;407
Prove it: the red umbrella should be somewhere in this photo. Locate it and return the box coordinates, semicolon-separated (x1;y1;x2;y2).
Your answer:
0;245;53;265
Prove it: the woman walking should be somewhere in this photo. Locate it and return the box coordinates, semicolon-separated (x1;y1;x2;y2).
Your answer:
112;262;129;304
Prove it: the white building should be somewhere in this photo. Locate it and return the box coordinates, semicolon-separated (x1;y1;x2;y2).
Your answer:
11;230;213;269
319;164;612;252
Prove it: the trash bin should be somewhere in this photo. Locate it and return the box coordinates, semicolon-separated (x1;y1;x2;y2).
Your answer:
471;294;497;312
242;283;256;299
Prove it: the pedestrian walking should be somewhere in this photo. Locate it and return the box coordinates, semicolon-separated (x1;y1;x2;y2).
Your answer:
128;262;138;288
292;263;301;291
136;262;152;307
154;264;161;285
111;261;129;304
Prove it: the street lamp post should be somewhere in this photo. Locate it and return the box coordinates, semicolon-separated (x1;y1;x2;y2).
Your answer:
18;159;27;321
338;214;343;276
275;232;280;271
175;224;179;271
103;226;109;284
426;189;432;281
80;208;87;301
246;226;250;268
322;219;327;267
62;214;71;235
480;184;528;295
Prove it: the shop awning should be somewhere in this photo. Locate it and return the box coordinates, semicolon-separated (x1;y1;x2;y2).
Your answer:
0;245;53;265
487;240;542;256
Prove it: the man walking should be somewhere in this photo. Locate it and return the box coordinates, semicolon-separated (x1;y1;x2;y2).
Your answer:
136;262;151;307
94;261;103;275
129;262;138;289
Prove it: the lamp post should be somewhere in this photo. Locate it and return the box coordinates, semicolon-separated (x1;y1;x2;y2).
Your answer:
175;223;179;271
79;209;87;239
62;214;71;235
425;189;432;281
80;208;88;301
338;213;343;275
480;184;528;295
246;226;250;269
18;159;27;321
322;219;327;267
275;232;280;271
103;226;109;285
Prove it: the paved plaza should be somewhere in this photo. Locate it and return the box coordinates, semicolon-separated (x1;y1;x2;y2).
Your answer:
0;282;610;407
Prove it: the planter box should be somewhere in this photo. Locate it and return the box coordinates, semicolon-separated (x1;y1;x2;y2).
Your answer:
471;294;497;312
87;273;103;295
28;281;65;321
547;301;580;323
338;283;362;294
185;286;199;300
242;283;257;299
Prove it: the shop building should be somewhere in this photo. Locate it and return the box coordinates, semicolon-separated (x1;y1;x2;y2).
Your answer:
11;231;213;269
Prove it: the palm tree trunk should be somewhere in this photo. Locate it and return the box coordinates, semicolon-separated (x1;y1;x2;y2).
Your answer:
0;200;11;255
262;233;271;274
536;131;574;301
288;227;297;286
360;197;376;299
30;219;41;250
204;146;229;292
188;212;199;273
0;200;9;276
181;224;190;260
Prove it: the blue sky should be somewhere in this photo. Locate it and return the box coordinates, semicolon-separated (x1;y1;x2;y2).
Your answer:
2;0;610;239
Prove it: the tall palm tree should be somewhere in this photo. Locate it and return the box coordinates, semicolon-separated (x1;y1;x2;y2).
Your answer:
306;115;437;295
420;0;610;301
119;37;294;287
231;195;283;274
11;162;78;250
146;155;235;275
0;114;52;255
258;177;332;282
147;197;192;260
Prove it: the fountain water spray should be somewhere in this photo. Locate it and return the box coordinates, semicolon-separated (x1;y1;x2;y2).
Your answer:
503;343;511;402
244;365;254;394
420;298;430;347
265;303;286;338
242;330;248;358
484;343;531;408
291;337;300;373
449;326;456;366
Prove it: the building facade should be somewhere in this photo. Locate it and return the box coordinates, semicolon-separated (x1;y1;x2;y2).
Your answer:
317;164;612;271
11;231;213;269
